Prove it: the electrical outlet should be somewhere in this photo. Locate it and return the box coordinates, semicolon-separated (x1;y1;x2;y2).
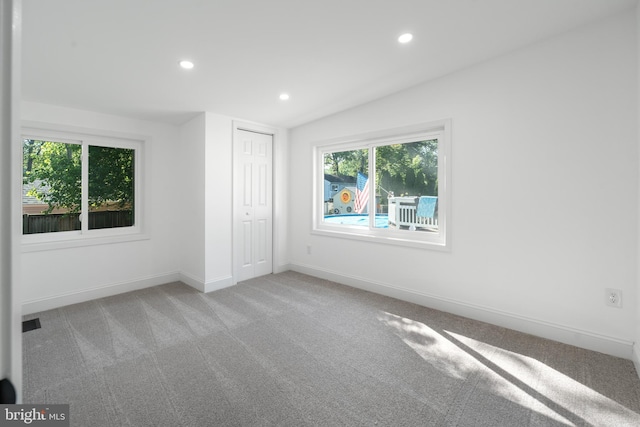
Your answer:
605;288;622;308
306;245;311;255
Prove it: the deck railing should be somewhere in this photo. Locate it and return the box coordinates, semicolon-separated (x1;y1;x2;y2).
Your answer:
388;196;438;229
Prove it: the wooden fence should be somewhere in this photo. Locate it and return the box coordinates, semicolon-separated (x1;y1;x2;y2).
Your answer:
23;210;133;234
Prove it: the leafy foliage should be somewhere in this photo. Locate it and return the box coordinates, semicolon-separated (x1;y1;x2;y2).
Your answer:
375;140;438;201
23;139;134;214
23;140;82;213
324;149;368;178
324;139;438;204
88;146;135;210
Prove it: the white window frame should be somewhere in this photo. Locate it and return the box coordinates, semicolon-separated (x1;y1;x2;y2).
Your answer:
313;119;451;251
21;122;148;252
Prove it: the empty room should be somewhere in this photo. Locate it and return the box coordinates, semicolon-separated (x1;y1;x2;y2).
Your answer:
2;0;640;425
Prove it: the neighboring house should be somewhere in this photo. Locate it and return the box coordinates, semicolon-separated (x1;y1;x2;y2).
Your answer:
324;174;357;214
21;180;56;215
329;187;356;215
323;174;355;202
22;180;129;216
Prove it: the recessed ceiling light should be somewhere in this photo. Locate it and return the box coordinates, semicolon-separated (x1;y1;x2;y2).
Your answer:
398;33;413;44
279;93;290;101
179;60;194;69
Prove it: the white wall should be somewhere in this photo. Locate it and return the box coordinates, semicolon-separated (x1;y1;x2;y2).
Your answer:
203;113;233;290
179;113;289;291
19;103;289;312
179;113;206;286
274;129;290;273
21;102;182;313
290;12;638;358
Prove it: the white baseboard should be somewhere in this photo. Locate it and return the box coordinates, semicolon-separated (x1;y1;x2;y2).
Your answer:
290;263;635;360
22;271;236;315
274;263;292;274
22;271;181;315
179;272;234;293
178;272;205;292
633;343;640;379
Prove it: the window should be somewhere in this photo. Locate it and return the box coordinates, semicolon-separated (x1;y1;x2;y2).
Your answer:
22;124;144;249
314;120;450;249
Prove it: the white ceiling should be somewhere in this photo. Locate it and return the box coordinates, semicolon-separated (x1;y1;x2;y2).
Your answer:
22;0;637;128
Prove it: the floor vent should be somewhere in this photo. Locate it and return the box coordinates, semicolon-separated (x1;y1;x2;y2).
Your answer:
22;318;41;333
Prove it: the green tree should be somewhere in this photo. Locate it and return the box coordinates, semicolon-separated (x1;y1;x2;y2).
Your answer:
23;140;82;213
324;149;368;178
23;140;134;214
374;139;438;201
88;146;135;210
323;140;437;204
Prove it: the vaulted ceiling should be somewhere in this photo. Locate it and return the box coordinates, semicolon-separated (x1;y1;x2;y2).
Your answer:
22;0;637;128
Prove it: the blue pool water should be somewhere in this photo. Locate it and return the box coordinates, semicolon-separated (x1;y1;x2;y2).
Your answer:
323;214;389;228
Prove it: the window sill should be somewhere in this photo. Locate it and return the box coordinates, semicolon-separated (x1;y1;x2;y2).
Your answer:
311;226;450;252
22;230;150;253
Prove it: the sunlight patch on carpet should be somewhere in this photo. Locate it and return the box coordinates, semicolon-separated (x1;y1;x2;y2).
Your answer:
445;331;640;426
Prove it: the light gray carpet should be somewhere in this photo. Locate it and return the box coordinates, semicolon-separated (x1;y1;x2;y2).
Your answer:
22;271;640;426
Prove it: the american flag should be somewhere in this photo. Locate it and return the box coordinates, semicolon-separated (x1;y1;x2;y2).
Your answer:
354;171;369;214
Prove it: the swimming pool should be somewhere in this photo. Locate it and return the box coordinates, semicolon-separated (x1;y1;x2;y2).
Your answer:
323;214;389;228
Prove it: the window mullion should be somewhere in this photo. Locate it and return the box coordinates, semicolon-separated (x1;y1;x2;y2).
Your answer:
81;142;89;233
368;146;375;229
